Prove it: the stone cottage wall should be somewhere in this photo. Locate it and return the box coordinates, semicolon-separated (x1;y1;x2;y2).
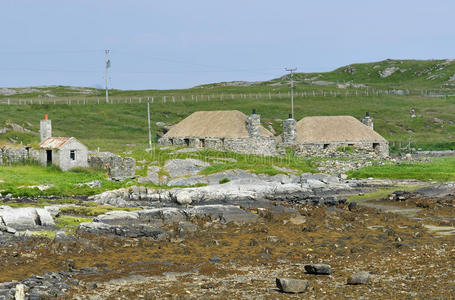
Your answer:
158;137;277;156
290;141;389;158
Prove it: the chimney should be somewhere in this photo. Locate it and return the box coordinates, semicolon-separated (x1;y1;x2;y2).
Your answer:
40;114;52;142
361;112;374;130
246;109;261;138
282;114;297;143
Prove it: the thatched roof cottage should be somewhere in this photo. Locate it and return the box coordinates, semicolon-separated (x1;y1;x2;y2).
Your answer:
158;110;277;155
282;113;389;157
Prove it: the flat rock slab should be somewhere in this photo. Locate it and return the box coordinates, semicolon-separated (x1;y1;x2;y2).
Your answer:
164;159;210;178
276;278;309;293
304;264;333;275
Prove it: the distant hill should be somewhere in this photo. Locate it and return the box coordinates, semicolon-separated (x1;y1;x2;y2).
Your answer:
199;59;455;91
2;59;455;99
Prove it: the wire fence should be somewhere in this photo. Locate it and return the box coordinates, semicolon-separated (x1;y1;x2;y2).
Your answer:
1;88;454;105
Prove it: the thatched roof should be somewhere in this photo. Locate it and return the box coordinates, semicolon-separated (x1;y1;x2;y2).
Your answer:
296;116;387;143
163;110;273;139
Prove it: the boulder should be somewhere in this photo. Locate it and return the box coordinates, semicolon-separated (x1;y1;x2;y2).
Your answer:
276;278;308;293
304;264;332;275
36;208;55;226
347;271;371;285
0;207;55;228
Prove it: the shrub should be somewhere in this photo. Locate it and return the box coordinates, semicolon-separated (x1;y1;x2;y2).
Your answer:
219;178;230;184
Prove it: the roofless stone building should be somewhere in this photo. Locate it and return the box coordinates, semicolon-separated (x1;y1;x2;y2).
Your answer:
158;110;277;155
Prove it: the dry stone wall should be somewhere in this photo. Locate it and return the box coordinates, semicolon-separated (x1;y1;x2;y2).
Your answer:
0;147;39;165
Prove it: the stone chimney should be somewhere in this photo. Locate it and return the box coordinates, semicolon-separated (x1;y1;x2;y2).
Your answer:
361;112;374;130
40;114;52;142
246;109;261;138
282;114;297;143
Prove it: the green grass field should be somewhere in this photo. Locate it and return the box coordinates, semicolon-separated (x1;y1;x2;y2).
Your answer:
0;164;125;197
347;156;455;182
2;93;455;153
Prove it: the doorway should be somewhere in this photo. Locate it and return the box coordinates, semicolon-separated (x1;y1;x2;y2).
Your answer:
46;150;52;165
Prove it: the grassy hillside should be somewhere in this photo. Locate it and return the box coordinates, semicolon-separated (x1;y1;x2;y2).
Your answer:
1;93;455;153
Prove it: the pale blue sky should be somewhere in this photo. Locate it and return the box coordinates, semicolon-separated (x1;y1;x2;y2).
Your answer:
1;0;453;89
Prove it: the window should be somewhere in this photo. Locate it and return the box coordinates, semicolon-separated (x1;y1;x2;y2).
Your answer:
323;144;329;149
70;150;76;161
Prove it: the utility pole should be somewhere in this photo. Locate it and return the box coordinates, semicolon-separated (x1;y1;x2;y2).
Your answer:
105;49;110;103
285;67;297;118
147;99;152;148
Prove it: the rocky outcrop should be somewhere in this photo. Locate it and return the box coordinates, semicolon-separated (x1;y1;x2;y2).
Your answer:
91;172;362;208
0;206;55;230
78;205;258;237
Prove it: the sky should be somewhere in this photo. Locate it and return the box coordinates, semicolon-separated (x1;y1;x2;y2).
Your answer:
1;0;454;90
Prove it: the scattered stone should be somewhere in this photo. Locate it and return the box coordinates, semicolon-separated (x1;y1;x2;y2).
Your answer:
209;256;221;263
304;264;333;275
175;148;201;153
77;180;102;188
288;215;306;225
347;271;371;285
266;236;278;242
276;278;309;293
